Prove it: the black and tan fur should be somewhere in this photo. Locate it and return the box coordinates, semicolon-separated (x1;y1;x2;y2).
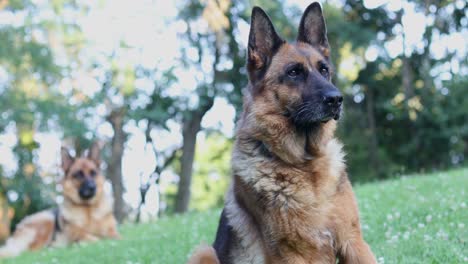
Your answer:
189;3;376;264
0;142;120;258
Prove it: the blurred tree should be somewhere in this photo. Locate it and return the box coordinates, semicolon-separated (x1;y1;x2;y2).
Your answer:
90;53;139;222
135;132;178;222
339;0;467;179
172;0;231;213
106;107;127;222
132;65;180;217
0;0;89;227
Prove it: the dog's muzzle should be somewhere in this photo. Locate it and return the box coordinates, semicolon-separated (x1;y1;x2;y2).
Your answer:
79;179;96;200
291;90;343;129
323;89;343;120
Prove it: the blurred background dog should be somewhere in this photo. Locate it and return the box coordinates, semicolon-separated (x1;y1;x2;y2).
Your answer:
0;142;120;258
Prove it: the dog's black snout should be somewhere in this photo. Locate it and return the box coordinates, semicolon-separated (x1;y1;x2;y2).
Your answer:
79;179;96;200
323;90;343;107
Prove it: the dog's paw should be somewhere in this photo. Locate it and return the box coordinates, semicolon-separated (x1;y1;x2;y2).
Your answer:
109;232;122;240
81;234;99;243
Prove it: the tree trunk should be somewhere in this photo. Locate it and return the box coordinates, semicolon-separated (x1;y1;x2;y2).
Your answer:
173;32;219;213
402;56;414;102
174;111;205;213
399;10;414;106
365;86;382;178
140;121;179;218
107;108;127;223
421;1;435;92
135;182;149;223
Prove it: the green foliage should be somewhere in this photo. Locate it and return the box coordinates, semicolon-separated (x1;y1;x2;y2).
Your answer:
0;0;87;228
334;0;467;179
190;133;232;211
6;168;467;263
159;134;232;213
6;141;55;229
132;68;178;128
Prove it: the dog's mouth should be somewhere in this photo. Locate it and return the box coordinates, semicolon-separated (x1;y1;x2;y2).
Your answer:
322;111;341;123
290;103;341;129
320;114;340;123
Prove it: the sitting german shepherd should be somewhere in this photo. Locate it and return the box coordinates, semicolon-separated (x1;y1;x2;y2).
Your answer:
189;3;376;264
0;142;120;258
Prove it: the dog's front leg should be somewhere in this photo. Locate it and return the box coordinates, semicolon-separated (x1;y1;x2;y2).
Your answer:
97;213;121;239
64;224;99;243
104;223;121;240
338;239;376;264
107;229;121;240
80;233;99;243
269;250;332;264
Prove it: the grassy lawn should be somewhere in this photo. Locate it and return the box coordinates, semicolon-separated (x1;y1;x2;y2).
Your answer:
5;168;467;264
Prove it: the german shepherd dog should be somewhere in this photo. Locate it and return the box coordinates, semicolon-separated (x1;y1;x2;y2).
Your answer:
0;142;120;258
188;3;376;264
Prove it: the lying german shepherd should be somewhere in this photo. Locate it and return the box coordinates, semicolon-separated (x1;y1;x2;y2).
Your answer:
0;142;120;258
189;3;376;264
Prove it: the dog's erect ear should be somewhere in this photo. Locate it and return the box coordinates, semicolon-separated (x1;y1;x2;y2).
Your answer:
61;147;74;173
297;2;330;55
88;141;101;167
247;7;284;82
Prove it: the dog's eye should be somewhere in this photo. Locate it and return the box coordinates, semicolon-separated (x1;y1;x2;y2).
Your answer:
287;65;304;78
73;170;84;179
90;170;97;177
319;65;329;78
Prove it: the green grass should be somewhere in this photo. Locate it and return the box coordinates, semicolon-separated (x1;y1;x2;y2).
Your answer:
5;168;467;264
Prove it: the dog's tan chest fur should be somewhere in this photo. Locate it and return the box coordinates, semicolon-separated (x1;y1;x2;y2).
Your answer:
229;131;348;262
58;194;118;242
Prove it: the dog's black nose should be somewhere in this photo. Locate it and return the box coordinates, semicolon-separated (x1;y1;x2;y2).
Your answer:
79;180;96;200
323;90;343;107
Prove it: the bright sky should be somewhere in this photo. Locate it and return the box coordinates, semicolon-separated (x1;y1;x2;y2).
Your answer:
0;0;466;220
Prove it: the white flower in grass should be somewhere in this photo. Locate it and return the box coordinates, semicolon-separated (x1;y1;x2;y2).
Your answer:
386;214;393;221
425;215;432;222
458;223;465;229
418;223;425;228
461;202;466;208
424;234;432;241
377;256;385;264
385;230;392;238
394;212;400;219
436;229;449;240
403;231;410;240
